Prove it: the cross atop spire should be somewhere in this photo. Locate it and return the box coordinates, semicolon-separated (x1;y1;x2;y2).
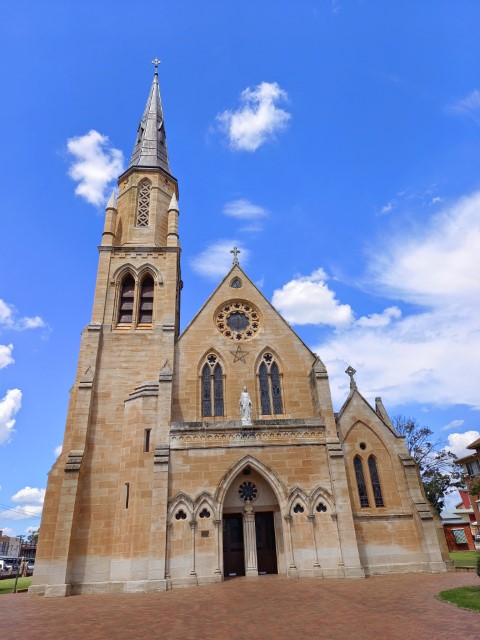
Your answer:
128;62;172;175
231;246;241;265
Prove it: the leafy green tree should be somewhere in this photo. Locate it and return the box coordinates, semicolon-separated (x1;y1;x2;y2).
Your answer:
393;415;461;514
27;529;39;545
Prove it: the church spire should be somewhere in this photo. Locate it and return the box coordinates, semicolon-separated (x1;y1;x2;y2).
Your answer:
128;60;171;174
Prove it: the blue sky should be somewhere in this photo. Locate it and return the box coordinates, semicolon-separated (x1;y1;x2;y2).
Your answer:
1;1;480;535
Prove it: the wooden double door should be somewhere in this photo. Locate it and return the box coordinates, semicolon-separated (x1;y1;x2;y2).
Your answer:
223;511;278;577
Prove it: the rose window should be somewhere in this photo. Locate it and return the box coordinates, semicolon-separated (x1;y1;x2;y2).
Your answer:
238;481;258;502
215;301;260;341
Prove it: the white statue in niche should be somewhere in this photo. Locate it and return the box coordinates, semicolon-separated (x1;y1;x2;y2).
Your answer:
239;386;252;426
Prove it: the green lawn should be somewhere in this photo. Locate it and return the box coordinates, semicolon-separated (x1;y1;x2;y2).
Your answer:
450;551;478;567
0;577;32;595
439;586;480;612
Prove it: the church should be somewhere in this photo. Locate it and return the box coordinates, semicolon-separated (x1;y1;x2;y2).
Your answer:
30;66;450;597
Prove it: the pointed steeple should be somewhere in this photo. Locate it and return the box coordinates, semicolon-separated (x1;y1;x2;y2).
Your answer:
128;61;171;174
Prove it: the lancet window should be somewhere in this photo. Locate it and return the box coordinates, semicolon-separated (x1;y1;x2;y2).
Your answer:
258;353;283;415
138;276;154;324
116;271;155;327
136;178;152;227
368;456;384;507
201;354;224;417
118;274;135;324
354;456;369;508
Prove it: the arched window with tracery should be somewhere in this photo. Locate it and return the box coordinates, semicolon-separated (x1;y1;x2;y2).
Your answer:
368;455;384;507
258;353;284;415
201;354;224;417
354;456;369;508
138;275;154;324
136;178;152;227
118;274;135;324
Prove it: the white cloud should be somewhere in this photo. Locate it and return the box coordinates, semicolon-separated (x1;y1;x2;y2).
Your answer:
19;316;45;329
190;241;250;279
223;199;269;220
0;300;13;325
356;306;401;328
0;344;14;370
217;82;291;151
11;487;45;505
442;419;465;432
0;298;46;332
0;505;43;521
276;191;480;410
1;526;16;537
272;268;354;327
368;191;480;305
0;486;46;522
445;431;480;458
67;130;124;206
380;201;394;215
0;389;22;444
447;89;480;122
54;444;63;457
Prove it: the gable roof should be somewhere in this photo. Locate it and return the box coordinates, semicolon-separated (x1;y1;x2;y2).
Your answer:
178;263;318;361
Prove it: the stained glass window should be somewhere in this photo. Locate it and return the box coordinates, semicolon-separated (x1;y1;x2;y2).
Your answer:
201;357;224;418
368;456;384;507
354;456;369;508
201;364;212;417
118;275;135;323
271;362;283;414
259;361;271;414
213;363;224;416
258;356;283;415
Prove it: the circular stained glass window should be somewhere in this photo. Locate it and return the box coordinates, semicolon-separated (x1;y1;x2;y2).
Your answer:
215;300;261;341
238;481;258;502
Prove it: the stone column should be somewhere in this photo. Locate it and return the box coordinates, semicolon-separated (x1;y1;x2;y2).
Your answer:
242;503;258;576
189;520;197;577
284;514;298;577
213;519;223;582
308;514;323;577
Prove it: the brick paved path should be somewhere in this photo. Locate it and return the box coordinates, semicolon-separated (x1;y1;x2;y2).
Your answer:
2;572;479;640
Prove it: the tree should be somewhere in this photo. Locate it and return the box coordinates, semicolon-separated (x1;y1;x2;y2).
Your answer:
27;529;39;545
393;415;461;514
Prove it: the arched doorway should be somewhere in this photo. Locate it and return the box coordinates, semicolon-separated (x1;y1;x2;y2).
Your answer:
222;465;281;577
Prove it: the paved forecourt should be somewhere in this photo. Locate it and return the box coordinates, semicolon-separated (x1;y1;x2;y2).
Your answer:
2;572;479;640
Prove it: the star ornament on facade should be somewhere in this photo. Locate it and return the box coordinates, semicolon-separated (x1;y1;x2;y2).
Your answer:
230;345;249;363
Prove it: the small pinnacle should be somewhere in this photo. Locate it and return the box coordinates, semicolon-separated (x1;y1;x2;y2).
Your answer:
106;191;117;210
168;192;179;212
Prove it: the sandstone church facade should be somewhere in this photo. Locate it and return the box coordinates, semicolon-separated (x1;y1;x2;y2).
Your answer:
31;68;450;597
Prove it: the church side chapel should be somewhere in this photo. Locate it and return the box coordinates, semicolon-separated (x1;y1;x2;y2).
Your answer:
30;64;450;597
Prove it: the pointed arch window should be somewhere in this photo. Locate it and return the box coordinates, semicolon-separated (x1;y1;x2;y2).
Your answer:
258;353;284;416
118;274;135;324
368;456;384;507
138;275;154;324
354;456;369;508
136;179;152;227
201;354;224;417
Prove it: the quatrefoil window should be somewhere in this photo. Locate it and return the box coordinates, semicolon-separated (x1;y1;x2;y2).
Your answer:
238;481;258;502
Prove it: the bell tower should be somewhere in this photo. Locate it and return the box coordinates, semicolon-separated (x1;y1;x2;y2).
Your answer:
31;63;181;596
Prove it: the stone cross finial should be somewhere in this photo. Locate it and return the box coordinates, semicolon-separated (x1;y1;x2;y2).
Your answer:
345;366;357;390
231;246;241;265
152;58;161;71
